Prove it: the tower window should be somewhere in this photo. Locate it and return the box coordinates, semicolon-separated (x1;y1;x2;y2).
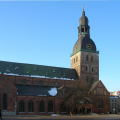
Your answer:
91;78;94;84
81;28;84;34
91;57;93;62
76;56;78;62
74;58;75;63
85;28;87;34
86;66;88;71
92;67;94;72
86;55;88;61
86;77;89;83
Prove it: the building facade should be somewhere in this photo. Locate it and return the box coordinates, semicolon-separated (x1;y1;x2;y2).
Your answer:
0;9;110;116
110;91;120;114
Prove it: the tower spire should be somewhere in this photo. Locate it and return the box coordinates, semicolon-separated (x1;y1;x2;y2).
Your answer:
83;2;84;11
82;2;85;16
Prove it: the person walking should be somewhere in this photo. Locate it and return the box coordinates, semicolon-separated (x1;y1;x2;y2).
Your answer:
0;110;2;120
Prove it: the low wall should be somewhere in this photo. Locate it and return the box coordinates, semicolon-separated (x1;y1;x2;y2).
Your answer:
2;111;16;116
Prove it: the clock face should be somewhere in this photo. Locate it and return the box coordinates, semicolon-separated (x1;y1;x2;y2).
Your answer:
86;44;92;50
75;45;78;51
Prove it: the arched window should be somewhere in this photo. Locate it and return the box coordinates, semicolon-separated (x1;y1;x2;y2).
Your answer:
74;58;75;63
22;79;26;83
28;100;34;112
91;57;93;62
92;67;94;72
86;55;88;61
76;56;78;62
39;101;45;112
91;78;94;84
39;80;43;84
19;100;25;112
97;99;103;108
86;66;88;71
86;77;89;83
60;102;66;112
48;101;53;112
81;28;84;34
3;94;7;110
85;28;88;34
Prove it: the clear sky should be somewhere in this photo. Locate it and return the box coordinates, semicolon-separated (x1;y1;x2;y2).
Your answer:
0;0;119;92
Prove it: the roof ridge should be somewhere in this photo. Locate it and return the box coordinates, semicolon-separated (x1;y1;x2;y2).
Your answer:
0;60;72;70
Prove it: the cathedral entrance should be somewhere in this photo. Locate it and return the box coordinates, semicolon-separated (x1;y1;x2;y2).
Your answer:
87;107;91;114
73;106;85;114
81;106;85;114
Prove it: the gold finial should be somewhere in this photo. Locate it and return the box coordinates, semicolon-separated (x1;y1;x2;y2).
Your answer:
83;2;84;11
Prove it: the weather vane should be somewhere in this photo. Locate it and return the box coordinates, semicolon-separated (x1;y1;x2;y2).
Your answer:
83;2;84;10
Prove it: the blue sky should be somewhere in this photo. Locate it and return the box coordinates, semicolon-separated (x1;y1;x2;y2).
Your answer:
0;1;119;92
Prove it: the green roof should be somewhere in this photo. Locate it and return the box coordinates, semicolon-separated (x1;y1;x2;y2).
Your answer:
70;48;99;57
0;60;78;80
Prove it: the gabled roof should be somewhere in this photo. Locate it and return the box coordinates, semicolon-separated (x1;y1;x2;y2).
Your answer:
0;60;78;80
0;73;17;91
89;80;109;93
15;84;61;96
89;81;99;92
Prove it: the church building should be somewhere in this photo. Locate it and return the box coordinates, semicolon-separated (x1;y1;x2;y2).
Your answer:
0;9;110;116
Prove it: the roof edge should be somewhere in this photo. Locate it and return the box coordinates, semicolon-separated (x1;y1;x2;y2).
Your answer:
70;49;99;57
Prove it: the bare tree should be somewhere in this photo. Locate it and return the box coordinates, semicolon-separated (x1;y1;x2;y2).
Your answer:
64;80;92;114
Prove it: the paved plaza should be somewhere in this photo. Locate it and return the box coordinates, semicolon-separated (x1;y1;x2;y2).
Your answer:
2;114;120;120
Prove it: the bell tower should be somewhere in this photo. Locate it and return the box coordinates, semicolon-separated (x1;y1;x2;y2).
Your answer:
71;8;99;84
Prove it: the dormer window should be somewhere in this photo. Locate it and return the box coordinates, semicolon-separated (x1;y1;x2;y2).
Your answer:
6;69;10;73
15;67;19;70
34;67;37;71
53;69;55;73
63;73;65;77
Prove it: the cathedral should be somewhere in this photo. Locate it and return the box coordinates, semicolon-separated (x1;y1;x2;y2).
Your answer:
0;9;110;116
